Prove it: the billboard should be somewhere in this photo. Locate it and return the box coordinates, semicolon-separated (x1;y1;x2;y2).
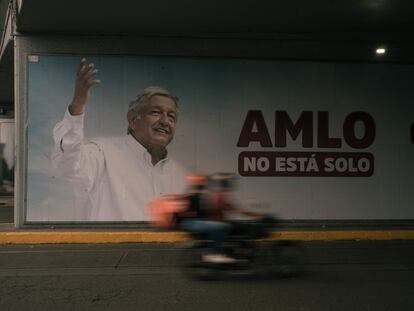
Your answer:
26;55;414;222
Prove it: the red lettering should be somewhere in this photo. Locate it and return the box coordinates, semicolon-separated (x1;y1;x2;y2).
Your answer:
238;110;375;149
237;110;272;147
343;112;375;149
275;111;313;148
318;111;342;148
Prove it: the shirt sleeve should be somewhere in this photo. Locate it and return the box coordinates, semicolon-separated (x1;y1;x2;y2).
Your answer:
51;108;105;192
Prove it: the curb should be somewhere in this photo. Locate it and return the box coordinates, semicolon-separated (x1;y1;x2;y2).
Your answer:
1;230;414;244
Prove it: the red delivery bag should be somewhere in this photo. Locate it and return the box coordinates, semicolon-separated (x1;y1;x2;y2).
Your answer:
149;194;190;229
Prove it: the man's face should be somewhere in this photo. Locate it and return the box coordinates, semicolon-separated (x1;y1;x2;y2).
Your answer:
129;95;178;150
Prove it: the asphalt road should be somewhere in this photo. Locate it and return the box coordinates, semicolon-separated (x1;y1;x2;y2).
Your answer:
0;240;413;311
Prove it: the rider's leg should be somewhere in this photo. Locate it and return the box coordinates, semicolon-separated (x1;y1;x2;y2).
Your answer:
181;219;235;262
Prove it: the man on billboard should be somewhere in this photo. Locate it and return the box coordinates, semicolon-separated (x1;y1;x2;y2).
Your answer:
51;59;187;221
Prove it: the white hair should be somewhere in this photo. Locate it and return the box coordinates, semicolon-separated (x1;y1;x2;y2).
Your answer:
128;86;179;114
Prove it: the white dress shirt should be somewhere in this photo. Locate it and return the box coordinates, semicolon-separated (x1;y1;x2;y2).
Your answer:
51;109;188;221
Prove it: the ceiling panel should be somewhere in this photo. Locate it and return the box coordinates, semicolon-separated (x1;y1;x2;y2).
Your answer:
15;0;414;38
2;0;414;109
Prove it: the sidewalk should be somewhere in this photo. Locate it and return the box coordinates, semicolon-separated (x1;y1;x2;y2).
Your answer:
2;203;414;244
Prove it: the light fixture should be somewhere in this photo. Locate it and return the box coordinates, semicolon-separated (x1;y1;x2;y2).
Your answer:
375;47;386;55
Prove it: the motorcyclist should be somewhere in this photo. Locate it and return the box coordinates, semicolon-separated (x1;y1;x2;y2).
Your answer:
178;173;237;264
208;172;263;222
179;173;265;264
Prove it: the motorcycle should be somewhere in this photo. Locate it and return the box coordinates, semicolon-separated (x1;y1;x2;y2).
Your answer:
180;215;308;280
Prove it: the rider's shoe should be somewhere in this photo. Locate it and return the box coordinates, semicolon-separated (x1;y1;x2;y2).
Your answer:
202;253;237;264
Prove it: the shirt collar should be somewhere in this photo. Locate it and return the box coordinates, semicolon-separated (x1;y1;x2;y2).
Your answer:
125;134;169;165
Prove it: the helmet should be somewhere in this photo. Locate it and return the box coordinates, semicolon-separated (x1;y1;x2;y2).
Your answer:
209;172;237;189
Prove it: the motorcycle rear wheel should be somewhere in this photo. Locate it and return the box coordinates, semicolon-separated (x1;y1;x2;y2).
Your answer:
180;243;221;281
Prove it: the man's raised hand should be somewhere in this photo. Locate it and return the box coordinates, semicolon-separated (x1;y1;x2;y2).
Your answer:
69;58;101;116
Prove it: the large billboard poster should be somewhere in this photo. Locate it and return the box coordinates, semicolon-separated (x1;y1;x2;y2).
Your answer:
26;55;414;222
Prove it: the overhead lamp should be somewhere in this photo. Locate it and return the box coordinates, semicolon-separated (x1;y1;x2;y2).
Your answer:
375;47;386;55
